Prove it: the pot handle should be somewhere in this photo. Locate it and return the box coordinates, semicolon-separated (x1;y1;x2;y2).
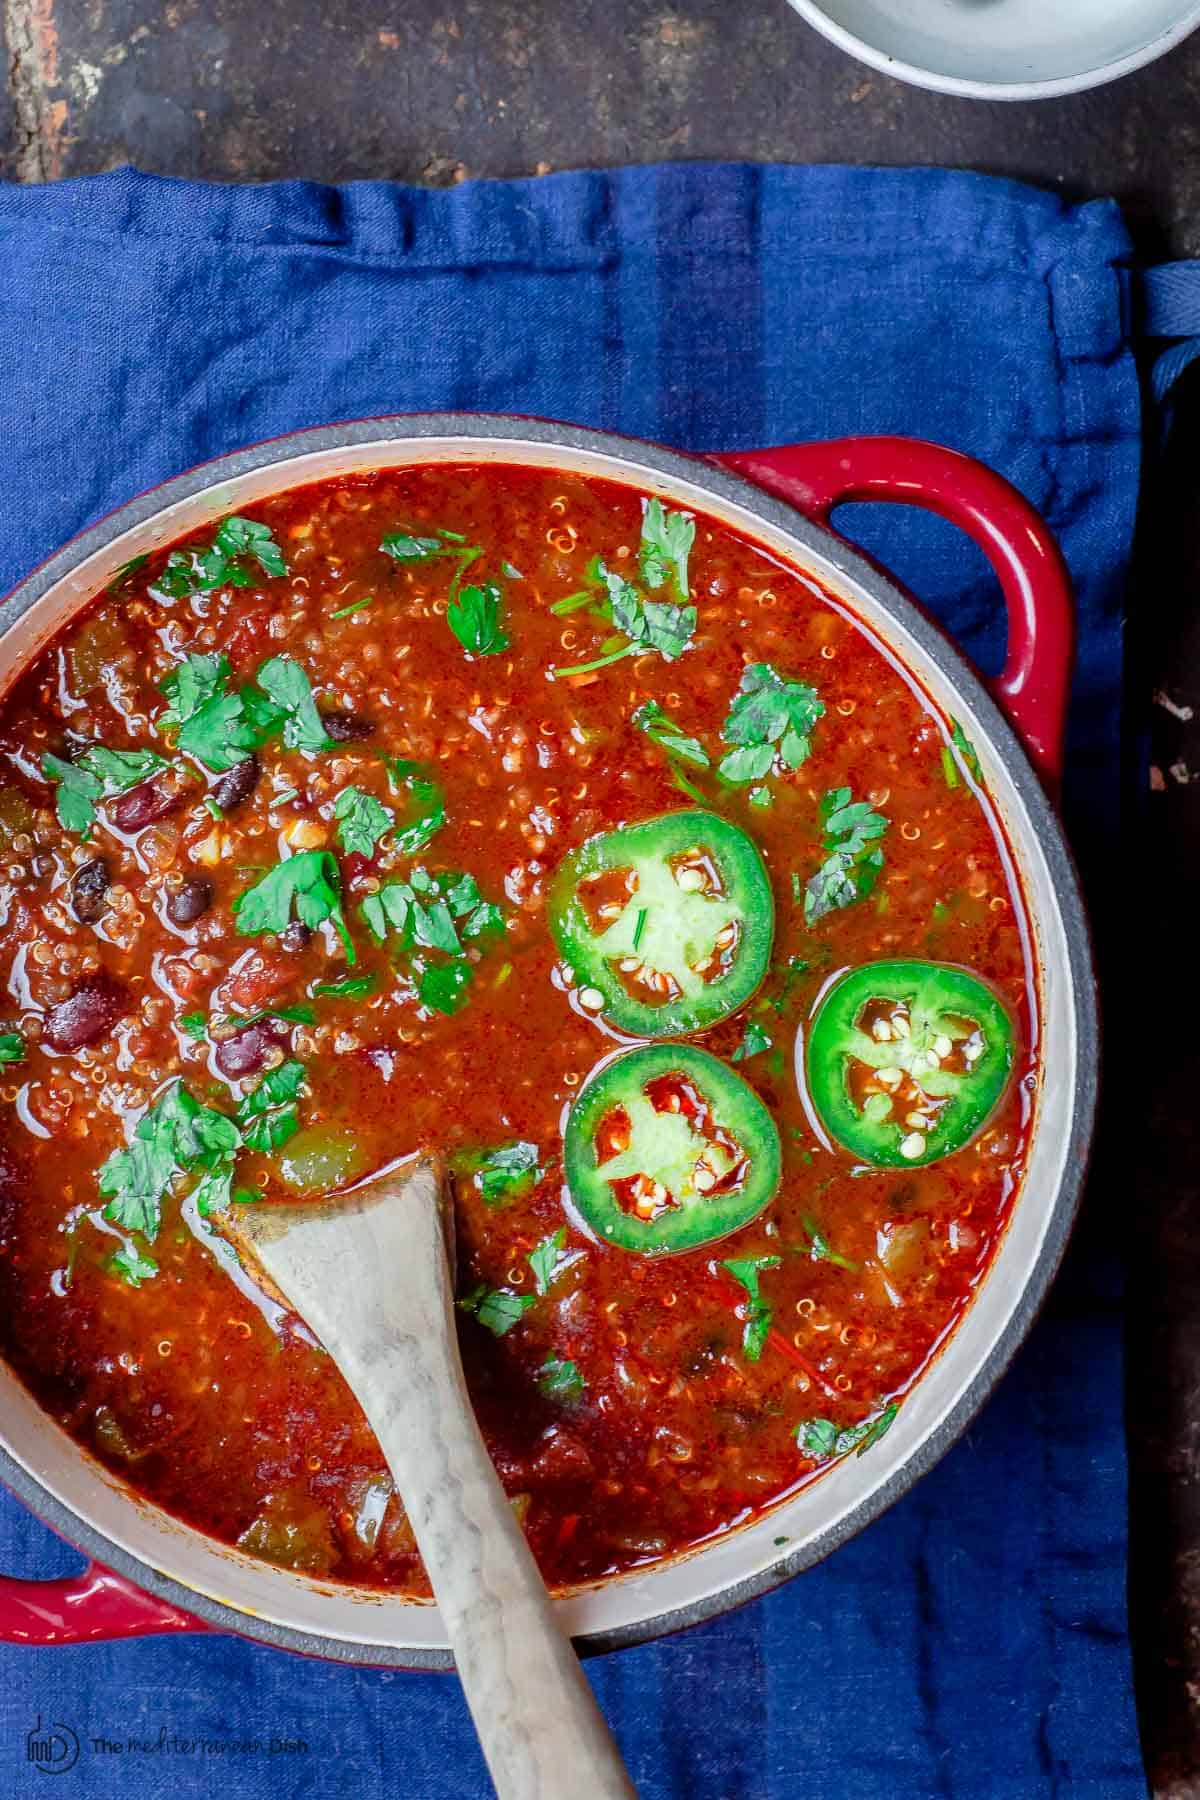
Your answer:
710;437;1073;784
0;1559;204;1644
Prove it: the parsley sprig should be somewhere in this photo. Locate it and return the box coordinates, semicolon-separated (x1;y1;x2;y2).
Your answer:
804;788;889;924
721;1254;782;1360
152;516;287;599
717;663;825;785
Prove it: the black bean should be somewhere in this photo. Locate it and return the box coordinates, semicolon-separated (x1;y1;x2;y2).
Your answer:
280;922;312;953
211;755;260;814
213;1016;291;1079
166;878;213;928
44;977;128;1053
319;710;374;742
109;780;180;832
70;857;111;924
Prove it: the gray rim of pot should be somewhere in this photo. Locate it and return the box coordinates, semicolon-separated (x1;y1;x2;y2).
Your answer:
0;414;1099;1668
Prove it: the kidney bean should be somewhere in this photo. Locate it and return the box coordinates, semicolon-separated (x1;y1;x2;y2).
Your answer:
70;857;111;923
213;1015;291;1079
166;878;213;927
280;922;312;953
319;710;374;742
211;755;260;814
109;780;181;832
43;976;129;1053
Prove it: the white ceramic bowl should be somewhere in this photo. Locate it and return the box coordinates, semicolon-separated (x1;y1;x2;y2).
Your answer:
791;0;1200;97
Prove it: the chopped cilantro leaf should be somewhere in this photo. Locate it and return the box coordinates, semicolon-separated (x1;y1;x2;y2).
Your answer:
178;1012;208;1041
159;652;231;727
419;960;474;1016
236;1060;305;1153
718;663;824;785
311;973;378;1000
384;765;446;858
153;516;287;597
334;786;394;857
632;698;710;768
42;745;170;838
360;865;503;1016
528;1226;576;1296
553;563;696;677
213;516;288;580
108;553;149;592
732;1020;772;1063
537;1358;585;1401
0;1031;26;1063
42;753;102;836
639;497;695;599
448;582;510;657
949;719;983;784
234;849;355;963
109;1242;159;1287
805;787;889;924
803;1213;858;1273
762;954;809;1016
255;656;335;754
458;1282;535;1337
177;691;270;773
797;1402;899;1460
99;1081;241;1240
330;596;375;620
721;1254;782;1360
380;531;451;564
455;1140;542;1206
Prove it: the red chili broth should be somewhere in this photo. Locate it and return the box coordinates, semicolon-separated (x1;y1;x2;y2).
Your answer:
0;464;1037;1593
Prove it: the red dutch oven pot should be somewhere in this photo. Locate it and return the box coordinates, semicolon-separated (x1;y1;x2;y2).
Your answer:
0;419;1094;1664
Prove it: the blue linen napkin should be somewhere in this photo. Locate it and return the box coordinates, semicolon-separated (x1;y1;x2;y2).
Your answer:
0;163;1142;1799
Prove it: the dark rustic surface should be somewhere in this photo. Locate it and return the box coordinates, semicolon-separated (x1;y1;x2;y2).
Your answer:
0;0;1195;1790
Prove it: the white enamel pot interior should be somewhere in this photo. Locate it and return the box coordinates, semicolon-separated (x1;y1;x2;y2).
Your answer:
790;0;1200;98
0;416;1096;1665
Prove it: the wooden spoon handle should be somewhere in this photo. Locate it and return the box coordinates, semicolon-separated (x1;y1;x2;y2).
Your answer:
366;1324;635;1800
257;1163;636;1800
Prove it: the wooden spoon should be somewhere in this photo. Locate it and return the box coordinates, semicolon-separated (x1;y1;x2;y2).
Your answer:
221;1155;637;1800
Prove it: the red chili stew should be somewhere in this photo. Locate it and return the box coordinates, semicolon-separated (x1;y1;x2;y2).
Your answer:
0;464;1036;1593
